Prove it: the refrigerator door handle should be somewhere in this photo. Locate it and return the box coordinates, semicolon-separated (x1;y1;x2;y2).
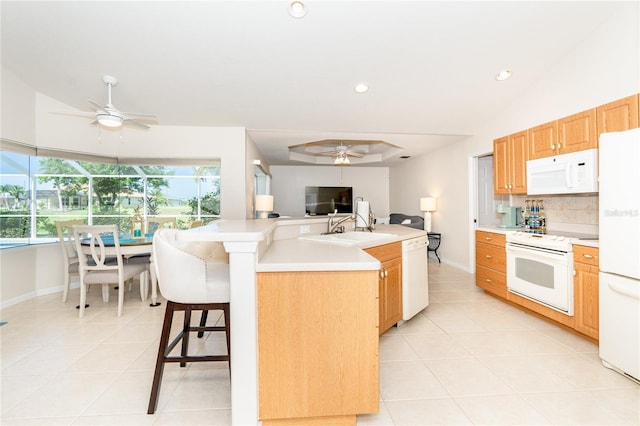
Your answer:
608;282;640;300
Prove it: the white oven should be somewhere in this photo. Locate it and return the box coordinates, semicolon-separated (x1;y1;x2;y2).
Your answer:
506;232;574;316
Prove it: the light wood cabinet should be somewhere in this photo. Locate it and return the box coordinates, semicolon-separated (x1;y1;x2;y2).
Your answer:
366;242;403;335
493;130;528;194
557;108;598;154
529;120;559;160
597;94;639;133
506;94;639;163
573;245;599;340
475;231;507;299
258;270;379;424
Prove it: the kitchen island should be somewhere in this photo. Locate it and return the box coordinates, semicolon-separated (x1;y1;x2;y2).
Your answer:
181;218;425;425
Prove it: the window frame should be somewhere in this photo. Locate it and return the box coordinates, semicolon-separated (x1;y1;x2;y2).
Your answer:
1;140;221;248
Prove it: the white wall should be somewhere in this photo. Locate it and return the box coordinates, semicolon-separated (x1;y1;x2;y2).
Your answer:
0;244;63;309
270;165;390;218
389;3;639;271
1;67;36;144
245;134;271;218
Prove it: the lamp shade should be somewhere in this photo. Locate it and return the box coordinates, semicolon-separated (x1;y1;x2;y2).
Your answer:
255;195;274;212
420;197;437;212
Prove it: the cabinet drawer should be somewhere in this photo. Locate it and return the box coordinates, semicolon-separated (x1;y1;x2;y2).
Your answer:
476;265;507;298
476;231;505;248
365;241;402;263
476;243;506;272
574;245;599;267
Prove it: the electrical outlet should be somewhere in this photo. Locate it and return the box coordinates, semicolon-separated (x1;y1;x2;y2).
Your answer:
300;225;311;234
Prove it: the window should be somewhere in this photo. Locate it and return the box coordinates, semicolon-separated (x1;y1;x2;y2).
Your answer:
0;146;220;248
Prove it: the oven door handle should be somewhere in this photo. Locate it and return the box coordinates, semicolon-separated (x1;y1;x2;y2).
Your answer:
507;243;569;260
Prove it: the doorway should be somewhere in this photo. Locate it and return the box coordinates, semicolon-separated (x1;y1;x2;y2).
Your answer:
476;154;500;227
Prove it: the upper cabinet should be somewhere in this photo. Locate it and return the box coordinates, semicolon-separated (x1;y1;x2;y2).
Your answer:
557;108;598;154
597;94;639;133
529;109;598;160
529;121;558;160
494;94;639;193
494;130;528;195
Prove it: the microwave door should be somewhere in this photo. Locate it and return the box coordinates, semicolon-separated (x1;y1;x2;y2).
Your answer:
528;163;567;194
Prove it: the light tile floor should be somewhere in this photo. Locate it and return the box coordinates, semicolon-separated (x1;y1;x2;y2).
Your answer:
1;260;638;425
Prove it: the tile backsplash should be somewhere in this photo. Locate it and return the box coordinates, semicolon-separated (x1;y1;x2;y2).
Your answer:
511;194;598;234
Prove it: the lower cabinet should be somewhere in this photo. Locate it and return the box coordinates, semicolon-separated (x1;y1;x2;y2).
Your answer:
475;231;600;341
365;242;403;335
475;231;507;298
257;270;379;425
573;245;599;340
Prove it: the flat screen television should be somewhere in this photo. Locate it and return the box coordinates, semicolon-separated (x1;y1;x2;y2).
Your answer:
305;186;353;215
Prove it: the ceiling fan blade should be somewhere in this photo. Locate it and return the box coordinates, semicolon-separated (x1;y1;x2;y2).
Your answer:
123;119;150;129
50;111;95;118
88;100;104;111
346;151;366;158
122;111;156;118
89;120;98;126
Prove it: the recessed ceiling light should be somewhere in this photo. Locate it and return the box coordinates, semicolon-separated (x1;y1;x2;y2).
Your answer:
495;70;512;81
354;83;369;93
288;1;306;18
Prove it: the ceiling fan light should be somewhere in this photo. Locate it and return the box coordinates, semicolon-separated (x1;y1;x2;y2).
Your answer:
334;152;351;165
97;114;123;128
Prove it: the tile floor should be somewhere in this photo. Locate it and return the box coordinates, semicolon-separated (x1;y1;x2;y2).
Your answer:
1;260;638;425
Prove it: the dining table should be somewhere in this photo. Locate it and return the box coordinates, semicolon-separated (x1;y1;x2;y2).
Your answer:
80;234;161;307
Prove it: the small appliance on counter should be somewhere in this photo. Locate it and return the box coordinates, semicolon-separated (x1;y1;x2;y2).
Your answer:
496;205;521;228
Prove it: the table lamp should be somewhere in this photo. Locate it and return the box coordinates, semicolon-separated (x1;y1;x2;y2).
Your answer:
420;197;437;232
255;195;274;219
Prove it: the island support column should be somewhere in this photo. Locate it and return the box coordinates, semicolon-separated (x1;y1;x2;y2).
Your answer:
224;241;259;425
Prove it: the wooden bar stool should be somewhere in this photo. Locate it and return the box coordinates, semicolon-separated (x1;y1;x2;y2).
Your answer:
147;228;230;415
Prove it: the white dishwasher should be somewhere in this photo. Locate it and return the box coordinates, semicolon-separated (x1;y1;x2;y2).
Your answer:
402;235;429;321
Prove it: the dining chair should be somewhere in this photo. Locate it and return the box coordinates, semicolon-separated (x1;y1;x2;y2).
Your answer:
145;217;176;234
55;219;85;302
188;219;204;228
72;224;148;318
147;228;230;414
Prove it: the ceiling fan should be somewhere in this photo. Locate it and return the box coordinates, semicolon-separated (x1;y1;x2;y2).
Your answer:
288;139;398;165
54;75;156;129
316;144;367;165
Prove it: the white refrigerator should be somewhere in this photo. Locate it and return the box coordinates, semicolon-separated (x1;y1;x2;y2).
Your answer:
598;127;640;382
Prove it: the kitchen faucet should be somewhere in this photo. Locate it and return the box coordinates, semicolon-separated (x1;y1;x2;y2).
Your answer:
326;210;355;234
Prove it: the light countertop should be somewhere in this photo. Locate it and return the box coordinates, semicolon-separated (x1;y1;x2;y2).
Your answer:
179;219;427;272
258;224;426;272
476;226;599;248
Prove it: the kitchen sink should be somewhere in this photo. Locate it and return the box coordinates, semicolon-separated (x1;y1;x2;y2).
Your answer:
298;232;396;246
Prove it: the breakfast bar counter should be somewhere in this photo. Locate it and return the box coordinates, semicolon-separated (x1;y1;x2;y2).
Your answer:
178;219;425;425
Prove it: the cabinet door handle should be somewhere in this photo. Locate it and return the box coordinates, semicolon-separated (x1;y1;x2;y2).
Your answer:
583;253;594;259
485;278;493;283
551;143;555;150
485;254;493;259
558;143;562;150
485;237;492;241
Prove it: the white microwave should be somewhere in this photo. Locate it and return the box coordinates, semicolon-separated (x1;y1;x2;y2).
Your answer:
526;148;598;195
